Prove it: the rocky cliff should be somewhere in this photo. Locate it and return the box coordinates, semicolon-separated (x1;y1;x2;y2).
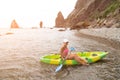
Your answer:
65;0;120;29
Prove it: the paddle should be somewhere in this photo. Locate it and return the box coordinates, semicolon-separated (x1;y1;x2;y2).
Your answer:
55;47;75;72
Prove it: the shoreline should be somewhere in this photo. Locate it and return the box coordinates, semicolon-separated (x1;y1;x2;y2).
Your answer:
74;28;120;50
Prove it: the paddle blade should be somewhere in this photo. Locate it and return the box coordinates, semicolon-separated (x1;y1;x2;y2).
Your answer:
55;64;63;72
70;47;75;51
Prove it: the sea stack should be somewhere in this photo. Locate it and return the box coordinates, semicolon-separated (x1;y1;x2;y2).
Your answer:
11;19;19;28
55;11;65;28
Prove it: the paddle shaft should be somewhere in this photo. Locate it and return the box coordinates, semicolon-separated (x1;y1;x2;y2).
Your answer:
61;50;71;63
55;47;75;72
55;51;71;72
61;47;74;64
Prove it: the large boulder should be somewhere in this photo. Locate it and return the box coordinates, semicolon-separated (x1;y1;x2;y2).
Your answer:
55;11;65;28
11;20;19;28
71;21;90;30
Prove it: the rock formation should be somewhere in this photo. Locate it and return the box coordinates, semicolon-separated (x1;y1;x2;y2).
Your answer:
65;0;120;29
11;20;19;28
55;11;65;28
40;21;43;28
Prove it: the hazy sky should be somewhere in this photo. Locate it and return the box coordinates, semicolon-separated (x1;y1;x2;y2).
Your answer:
0;0;77;28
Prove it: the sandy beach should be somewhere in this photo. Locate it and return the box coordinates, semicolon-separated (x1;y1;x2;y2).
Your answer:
79;28;120;50
80;28;120;42
0;28;120;80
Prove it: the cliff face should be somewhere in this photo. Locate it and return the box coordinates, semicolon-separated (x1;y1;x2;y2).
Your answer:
65;0;120;29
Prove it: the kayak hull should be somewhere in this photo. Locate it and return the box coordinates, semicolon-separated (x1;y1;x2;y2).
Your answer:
40;51;108;65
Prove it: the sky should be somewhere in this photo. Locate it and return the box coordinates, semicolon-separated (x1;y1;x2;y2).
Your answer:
0;0;77;28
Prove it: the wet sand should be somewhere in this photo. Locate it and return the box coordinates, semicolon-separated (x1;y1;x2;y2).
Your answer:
0;28;120;80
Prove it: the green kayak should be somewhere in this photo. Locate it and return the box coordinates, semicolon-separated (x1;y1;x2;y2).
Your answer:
40;51;108;65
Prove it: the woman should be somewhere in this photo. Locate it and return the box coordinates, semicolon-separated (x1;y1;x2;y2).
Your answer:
60;39;89;65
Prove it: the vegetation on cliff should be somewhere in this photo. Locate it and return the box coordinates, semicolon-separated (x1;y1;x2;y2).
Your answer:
98;0;120;18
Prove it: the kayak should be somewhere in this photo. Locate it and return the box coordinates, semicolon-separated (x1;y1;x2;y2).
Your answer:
40;51;108;65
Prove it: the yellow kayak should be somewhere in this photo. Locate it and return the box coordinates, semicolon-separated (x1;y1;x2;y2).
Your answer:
40;51;108;65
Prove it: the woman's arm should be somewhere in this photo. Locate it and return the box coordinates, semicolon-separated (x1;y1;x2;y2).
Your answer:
60;47;64;57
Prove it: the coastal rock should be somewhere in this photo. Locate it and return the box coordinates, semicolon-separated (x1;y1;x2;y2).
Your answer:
11;20;19;28
55;11;65;28
40;21;43;28
112;23;120;28
71;21;90;30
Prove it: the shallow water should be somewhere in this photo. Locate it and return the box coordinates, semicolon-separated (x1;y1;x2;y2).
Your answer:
0;28;119;80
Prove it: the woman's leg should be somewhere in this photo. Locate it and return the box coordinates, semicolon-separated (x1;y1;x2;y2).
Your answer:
68;54;88;65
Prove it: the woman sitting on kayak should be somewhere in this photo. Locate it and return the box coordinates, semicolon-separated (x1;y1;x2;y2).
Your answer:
60;39;89;65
